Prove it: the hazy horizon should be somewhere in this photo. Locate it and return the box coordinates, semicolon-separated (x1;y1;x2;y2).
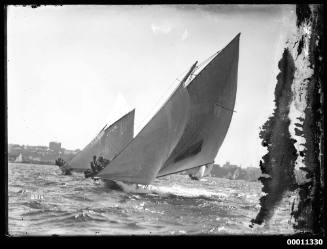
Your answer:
7;5;296;168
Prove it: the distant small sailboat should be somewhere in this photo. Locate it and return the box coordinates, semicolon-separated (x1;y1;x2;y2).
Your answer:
93;33;240;185
188;163;214;180
15;153;23;163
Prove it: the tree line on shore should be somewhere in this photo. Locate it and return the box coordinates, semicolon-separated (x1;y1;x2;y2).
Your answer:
209;162;261;182
207;162;307;183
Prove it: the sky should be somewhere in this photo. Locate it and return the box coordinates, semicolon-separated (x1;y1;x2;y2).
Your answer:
7;5;297;167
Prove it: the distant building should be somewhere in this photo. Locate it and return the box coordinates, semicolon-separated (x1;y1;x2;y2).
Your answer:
8;144;24;155
34;146;48;151
28;155;41;161
49;141;61;152
8;141;79;165
64;149;75;154
222;161;238;170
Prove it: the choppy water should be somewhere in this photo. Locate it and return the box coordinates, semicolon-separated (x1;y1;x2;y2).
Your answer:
8;163;295;235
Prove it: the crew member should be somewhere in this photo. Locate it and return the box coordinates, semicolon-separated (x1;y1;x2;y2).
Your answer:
97;156;105;171
90;155;97;173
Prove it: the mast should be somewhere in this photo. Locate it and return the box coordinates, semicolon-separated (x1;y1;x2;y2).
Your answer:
179;61;198;87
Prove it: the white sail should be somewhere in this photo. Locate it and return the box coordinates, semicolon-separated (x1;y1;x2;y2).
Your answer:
94;33;240;185
15;153;23;163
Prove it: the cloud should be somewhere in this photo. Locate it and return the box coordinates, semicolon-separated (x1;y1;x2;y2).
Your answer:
151;23;172;35
181;29;188;40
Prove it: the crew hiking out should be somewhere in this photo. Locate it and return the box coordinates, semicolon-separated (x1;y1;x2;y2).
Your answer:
84;155;111;178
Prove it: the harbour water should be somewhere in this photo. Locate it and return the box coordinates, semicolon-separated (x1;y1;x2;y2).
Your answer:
8;163;295;235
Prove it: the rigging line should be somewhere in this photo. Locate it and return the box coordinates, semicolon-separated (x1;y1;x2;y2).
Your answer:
196;49;221;69
215;103;237;113
138;49;220;129
183;50;222;88
156;161;215;178
134;77;181;133
98;62;198;171
134;62;196;133
189;50;231;91
176;50;221;82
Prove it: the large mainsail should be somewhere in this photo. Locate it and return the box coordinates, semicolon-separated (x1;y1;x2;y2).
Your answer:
95;33;239;185
69;109;135;171
157;33;240;177
96;64;197;185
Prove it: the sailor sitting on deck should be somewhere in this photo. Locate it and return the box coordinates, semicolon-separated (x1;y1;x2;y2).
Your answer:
55;157;65;167
84;155;98;178
96;156;104;171
97;156;110;171
84;155;111;179
90;155;98;173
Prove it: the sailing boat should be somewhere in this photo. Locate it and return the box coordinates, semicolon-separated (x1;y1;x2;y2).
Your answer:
95;33;240;185
187;163;214;180
67;109;135;172
15;153;24;163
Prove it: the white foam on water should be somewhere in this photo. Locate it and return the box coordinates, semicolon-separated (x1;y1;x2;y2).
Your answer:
149;184;228;199
114;181;153;194
113;180;227;199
